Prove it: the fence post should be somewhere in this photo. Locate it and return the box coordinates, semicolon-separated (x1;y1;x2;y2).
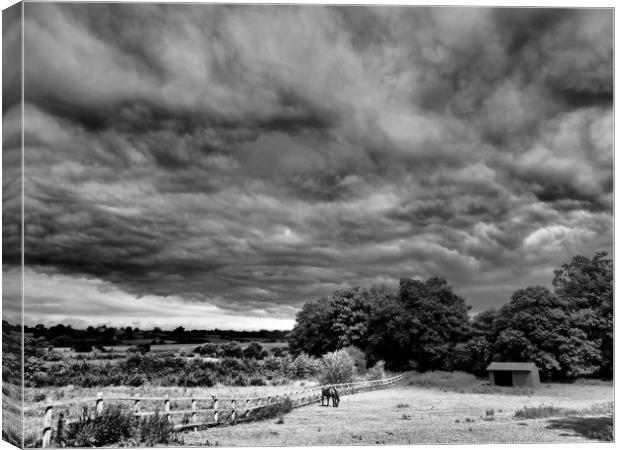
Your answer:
213;397;219;424
231;399;236;422
42;400;53;448
164;394;171;421
95;392;104;415
245;399;250;418
133;395;141;415
191;398;197;428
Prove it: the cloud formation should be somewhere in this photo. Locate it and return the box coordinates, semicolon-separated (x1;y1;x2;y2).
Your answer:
4;4;612;328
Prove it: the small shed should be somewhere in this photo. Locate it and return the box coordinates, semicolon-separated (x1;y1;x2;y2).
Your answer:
486;362;540;388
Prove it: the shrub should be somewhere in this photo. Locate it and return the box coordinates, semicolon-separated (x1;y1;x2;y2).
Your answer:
242;342;266;359
137;343;151;353
51;335;73;347
139;409;175;446
343;346;367;373
366;360;386;380
250;377;267;386
221;343;243;358
63;405;136;447
287;353;319;379
271;346;288;358
587;424;613;441
72;342;93;353
127;375;144;387
319;349;355;384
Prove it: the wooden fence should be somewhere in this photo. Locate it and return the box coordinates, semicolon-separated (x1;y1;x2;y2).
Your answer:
25;372;411;447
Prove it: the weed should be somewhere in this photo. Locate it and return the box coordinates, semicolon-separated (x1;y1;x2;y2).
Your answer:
485;409;494;416
63;404;137;447
401;414;412;420
396;403;409;409
514;405;566;419
275;417;285;424
137;409;175;445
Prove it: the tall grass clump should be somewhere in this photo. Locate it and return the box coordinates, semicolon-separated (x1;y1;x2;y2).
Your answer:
514;405;566;419
408;371;477;391
62;404;136;447
319;349;355;384
139;409;175;446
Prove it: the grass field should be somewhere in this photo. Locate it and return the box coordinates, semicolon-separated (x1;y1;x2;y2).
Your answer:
53;340;288;357
178;383;613;445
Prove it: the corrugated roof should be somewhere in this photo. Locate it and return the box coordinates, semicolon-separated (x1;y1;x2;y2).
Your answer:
486;362;539;371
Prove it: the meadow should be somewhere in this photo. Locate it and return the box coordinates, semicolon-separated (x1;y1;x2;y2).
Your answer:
179;382;614;445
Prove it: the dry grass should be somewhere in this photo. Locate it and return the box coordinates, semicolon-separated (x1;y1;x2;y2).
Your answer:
515;401;614;419
178;383;613;446
2;383;23;447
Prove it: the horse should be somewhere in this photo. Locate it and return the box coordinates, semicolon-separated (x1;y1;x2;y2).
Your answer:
321;387;340;407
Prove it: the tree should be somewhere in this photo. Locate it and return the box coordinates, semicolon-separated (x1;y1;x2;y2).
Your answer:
553;252;613;378
366;277;471;371
288;287;374;356
493;286;601;379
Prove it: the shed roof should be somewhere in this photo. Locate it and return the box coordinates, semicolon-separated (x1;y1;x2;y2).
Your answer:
486;362;539;371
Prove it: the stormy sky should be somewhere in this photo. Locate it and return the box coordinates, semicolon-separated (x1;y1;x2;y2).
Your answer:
2;4;613;330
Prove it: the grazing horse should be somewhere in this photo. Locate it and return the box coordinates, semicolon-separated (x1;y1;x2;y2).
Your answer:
321;387;340;407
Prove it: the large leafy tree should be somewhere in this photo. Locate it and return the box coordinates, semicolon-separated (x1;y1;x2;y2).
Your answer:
493;286;601;379
367;277;471;371
288;286;374;356
552;252;613;378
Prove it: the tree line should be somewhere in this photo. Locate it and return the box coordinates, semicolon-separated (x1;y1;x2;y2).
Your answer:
288;252;612;380
20;323;289;349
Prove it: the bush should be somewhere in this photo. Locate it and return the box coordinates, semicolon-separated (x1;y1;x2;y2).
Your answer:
366;360;386;380
287;353;319;379
137;343;151;353
221;343;243;358
194;343;221;356
587;424;613;441
62;405;136;447
271;346;288;358
139;410;174;446
319;349;355;385
242;342;266;359
343;346;367;373
250;377;267;386
72;342;93;353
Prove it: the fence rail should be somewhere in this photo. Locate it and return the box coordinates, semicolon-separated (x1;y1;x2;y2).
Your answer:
28;372;411;447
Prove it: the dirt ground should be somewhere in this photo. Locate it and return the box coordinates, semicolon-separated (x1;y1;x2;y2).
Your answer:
178;384;613;446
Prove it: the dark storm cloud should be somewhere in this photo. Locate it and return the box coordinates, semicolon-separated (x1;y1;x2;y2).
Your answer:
16;4;612;326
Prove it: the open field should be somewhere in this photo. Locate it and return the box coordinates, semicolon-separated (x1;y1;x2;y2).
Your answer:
179;384;613;445
53;340;288;357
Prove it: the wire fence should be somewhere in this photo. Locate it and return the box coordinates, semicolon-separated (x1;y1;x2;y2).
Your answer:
25;372;412;447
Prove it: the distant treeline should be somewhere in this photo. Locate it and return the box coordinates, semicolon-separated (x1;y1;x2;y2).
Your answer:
289;252;613;381
14;322;289;348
